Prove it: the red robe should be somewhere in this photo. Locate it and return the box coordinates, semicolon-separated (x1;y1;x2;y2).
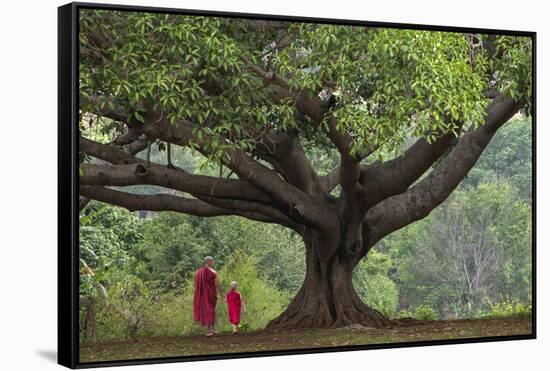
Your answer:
193;266;217;326
226;289;242;324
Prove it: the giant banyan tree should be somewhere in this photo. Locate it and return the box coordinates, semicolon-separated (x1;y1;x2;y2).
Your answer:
78;10;532;329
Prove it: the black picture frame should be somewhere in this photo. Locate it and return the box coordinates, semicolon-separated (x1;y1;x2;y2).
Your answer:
58;2;537;369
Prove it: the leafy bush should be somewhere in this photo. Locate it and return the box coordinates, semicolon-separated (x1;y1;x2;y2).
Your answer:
79;203;142;269
216;250;292;332
483;299;532;319
413;305;438;320
80;249;292;342
96;275;158;339
134;212;212;287
395;310;414;319
147;283;203;336
353;249;399;317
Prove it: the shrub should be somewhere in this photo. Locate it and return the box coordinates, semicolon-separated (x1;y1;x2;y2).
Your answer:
413;304;438;320
483;299;532;319
353;249;399;318
216;250;292;332
395;310;414;319
95;275;158;340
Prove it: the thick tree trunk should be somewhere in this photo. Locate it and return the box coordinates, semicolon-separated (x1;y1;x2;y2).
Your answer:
267;230;391;330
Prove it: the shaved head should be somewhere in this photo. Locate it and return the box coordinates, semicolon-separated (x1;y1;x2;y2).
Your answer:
204;256;215;267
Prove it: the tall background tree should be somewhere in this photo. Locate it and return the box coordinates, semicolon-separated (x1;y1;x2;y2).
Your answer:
78;10;532;329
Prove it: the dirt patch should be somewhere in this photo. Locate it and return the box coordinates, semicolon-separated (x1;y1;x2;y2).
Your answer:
80;316;532;363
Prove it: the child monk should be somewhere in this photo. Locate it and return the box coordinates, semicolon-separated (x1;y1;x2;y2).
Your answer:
226;281;246;334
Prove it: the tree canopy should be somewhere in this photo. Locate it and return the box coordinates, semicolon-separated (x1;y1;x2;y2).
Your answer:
80;11;531;160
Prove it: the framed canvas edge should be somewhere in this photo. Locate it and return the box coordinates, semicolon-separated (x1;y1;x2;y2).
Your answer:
58;2;80;369
57;2;537;369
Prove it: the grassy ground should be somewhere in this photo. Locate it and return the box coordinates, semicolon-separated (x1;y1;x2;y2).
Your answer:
80;316;532;363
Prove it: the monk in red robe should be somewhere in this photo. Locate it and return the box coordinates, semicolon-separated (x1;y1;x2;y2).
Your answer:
226;281;246;334
193;256;224;336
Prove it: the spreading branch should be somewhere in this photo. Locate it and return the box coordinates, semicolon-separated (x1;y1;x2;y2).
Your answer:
141;115;338;231
360;121;463;210
362;95;524;253
80;185;282;225
80;138;272;204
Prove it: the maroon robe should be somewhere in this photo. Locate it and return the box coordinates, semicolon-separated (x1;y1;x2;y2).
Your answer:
193;266;217;326
226;289;242;325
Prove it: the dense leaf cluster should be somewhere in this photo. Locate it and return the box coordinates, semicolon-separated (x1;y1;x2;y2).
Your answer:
80;10;532;160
